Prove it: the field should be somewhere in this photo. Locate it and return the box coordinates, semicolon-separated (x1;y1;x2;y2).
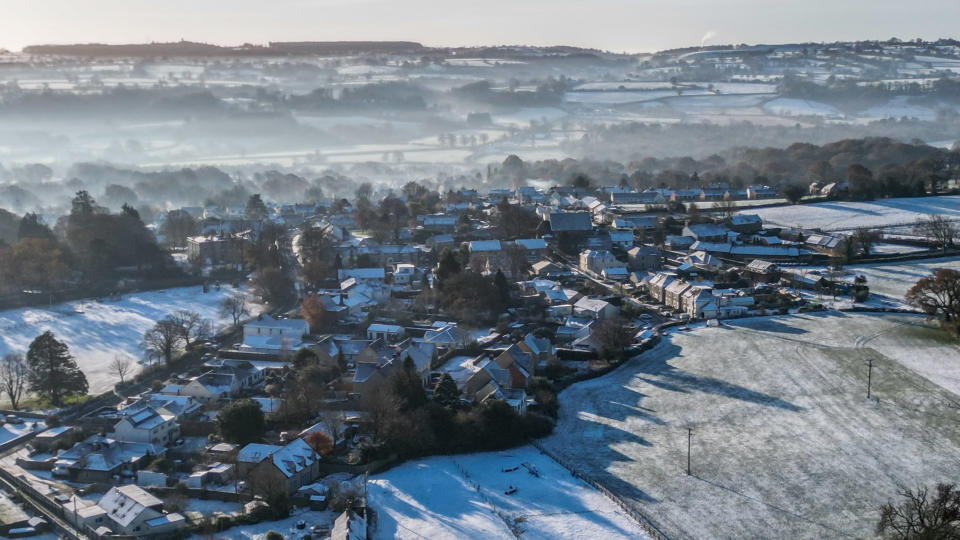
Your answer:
744;195;960;230
843;256;960;301
0;286;257;395
542;313;960;539
367;445;652;540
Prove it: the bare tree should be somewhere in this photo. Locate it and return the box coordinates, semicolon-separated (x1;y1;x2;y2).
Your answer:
318;408;346;446
0;353;28;410
877;483;960;539
172;310;211;349
219;293;248;328
711;199;738;219
110;355;133;385
142;317;184;365
853;227;879;257
915;214;958;253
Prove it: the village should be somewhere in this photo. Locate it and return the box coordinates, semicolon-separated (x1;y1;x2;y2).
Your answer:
1;172;954;540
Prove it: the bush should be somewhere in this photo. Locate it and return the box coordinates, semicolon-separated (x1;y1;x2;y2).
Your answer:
44;414;61;427
265;531;283;540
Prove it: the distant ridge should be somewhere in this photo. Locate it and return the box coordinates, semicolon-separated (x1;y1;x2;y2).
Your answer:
23;40;427;57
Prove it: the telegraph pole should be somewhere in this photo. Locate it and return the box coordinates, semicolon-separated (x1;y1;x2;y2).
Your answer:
867;358;874;399
687;428;692;476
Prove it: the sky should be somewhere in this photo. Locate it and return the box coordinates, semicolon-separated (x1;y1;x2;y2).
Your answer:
1;0;958;53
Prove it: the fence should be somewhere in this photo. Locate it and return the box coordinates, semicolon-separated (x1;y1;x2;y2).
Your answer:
528;439;670;540
450;457;522;539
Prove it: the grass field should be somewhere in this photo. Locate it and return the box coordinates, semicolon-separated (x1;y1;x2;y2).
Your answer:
543;312;960;539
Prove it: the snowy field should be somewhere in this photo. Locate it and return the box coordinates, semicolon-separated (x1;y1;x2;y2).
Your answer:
746;195;960;230
819;256;960;302
367;445;652;540
0;286;256;395
543;313;960;539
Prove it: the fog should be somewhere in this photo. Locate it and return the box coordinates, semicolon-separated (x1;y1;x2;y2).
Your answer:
1;39;960;220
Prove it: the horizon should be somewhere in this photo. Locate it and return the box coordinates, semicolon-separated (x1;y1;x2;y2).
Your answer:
3;0;959;54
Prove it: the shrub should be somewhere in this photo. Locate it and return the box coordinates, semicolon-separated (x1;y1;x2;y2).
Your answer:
265;531;283;540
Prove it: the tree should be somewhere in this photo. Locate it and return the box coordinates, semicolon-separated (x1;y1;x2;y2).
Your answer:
253;267;293;308
592;316;633;361
433;373;460;408
159;210;198;246
783;184;805;204
304;431;334;456
388;357;426;413
172;310;211;349
711;199;737;219
906;269;960;327
245;193;269;220
877;483;960;539
853;227;878;257
142;317;185;365
217;398;266;444
0;353;28;410
219;293;248;328
915;214;957;253
110;355;133;385
26;331;88;407
300;295;326;333
435;248;461;282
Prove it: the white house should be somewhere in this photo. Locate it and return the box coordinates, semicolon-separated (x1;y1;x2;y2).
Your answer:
579;249;622;276
85;485;185;536
111;407;179;446
241;315;310;354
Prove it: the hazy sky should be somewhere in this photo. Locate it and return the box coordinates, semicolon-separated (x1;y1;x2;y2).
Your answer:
2;0;958;53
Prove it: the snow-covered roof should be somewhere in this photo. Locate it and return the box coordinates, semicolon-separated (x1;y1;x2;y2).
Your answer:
98;485;161;528
469;240;502;252
513;238;547;250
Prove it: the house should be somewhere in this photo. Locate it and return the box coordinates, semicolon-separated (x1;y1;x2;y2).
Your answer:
420;214;457;232
513;238;548;261
111;407;179;446
727;214;763;234
664;280;692;310
681;251;721;273
746;259;781;282
627;245;661;272
494;344;534;387
237;439;321;495
746;185;778;199
608;230;634;249
391;263;416;286
337;268;386;282
573;297;619;320
242;315;310;354
548;212;593;233
530;260;564;278
681;286;715;319
186;233;248;266
54;435;162;483
424;323;473;349
87;485;185;536
682;223;730;242
366;323;406;343
353;359;395;398
579;249;622;275
179;372;240;402
645;272;678;303
331;509;367;540
602;267;629;281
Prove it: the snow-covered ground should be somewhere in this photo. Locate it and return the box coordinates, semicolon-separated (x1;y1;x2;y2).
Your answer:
186;508;336;540
0;286;257;395
543;313;960;539
834;256;960;302
746;195;960;230
367;445;652;540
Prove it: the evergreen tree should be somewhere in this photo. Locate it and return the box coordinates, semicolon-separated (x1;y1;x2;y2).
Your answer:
436;248;461;282
26;331;88;407
494;269;510;304
245;193;269;220
388;357;426;412
217;398;266;444
433;373;460;408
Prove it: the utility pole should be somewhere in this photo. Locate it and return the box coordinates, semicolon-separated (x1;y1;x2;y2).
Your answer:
867;358;874;399
687;428;692;476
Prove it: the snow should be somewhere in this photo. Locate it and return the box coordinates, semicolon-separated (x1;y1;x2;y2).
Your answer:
763;97;843;118
186;508;336;540
0;286;258;395
367;445;652;540
836;256;960;301
0;421;42;445
746;196;960;231
543;312;960;539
